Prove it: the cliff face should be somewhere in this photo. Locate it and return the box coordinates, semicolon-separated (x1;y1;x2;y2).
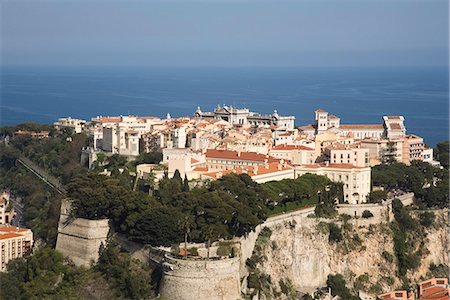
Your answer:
251;211;448;296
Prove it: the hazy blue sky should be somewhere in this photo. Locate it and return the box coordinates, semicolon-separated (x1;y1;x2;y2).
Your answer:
1;0;448;67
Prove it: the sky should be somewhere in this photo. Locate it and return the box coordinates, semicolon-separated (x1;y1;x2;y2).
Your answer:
1;0;449;67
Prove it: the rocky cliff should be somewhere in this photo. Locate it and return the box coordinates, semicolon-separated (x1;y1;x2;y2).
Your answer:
244;210;448;297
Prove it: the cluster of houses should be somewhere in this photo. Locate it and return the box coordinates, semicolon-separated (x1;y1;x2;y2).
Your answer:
53;105;438;205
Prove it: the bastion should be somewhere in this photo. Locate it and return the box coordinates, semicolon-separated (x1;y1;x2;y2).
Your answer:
55;199;110;267
159;255;241;300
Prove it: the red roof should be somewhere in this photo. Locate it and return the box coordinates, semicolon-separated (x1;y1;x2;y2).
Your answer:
0;233;22;240
205;149;279;163
271;145;314;151
299;163;366;169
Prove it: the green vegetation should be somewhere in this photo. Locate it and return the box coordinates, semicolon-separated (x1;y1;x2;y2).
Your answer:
368;190;387;203
314;183;344;217
391;199;422;277
326;274;359;300
362;210;374;218
372;161;448;208
327;223;343;244
434;141;449;169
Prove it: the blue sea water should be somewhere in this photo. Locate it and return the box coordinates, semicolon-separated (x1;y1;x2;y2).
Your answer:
1;66;448;146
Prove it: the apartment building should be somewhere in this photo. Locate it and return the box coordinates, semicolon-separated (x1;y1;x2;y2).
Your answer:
54;117;87;133
295;163;371;204
0;225;33;272
205;149;280;171
378;278;450;300
269;144;316;165
324;144;370;167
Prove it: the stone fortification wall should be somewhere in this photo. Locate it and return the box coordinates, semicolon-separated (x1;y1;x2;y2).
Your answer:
336;192;414;225
159;255;241;300
55;199;110;267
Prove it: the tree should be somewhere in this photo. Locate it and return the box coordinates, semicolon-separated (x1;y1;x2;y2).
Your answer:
435;141;449;169
178;215;193;256
182;174;190;192
326;274;359;300
368;190;387;203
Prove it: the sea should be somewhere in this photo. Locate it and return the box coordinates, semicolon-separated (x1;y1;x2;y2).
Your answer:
1;66;448;146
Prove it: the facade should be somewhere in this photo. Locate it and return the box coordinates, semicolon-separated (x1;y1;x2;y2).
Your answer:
418;278;450;299
0;225;33;272
269;144;316;165
324;144;370;167
54;117;87;134
377;290;414;300
201;161;295;184
194;105;295;129
295;163;371;204
0;192;14;225
205;149;279;171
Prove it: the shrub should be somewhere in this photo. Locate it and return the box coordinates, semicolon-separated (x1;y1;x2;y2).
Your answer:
362;210;374;219
382;251;394;263
328;223;343;244
419;211;435;228
217;244;232;257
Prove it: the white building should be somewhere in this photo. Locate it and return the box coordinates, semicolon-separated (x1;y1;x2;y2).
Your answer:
0;225;33;271
54;117;87;134
295;163;371;204
194;105;295;129
269;144;317;165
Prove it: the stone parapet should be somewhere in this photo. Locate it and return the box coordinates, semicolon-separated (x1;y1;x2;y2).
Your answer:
159;255;241;300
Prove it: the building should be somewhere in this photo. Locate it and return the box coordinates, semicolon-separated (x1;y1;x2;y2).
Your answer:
299;109;407;141
324;144;370;167
418;278;450;299
54;117;87;134
201;161;295;184
204;149;280;171
295;163;371;204
0;192;14;225
99;115;161;156
269;144;316;165
0;225;33;271
194;105;295;129
377;290;414;300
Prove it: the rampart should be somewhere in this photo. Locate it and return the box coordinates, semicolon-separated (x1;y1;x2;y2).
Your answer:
159;255;241;300
55;199;110;267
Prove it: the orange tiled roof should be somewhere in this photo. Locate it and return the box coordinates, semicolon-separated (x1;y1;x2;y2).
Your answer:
299;163;366;169
94;117;121;123
0;226;29;233
389;123;402;130
205;149;279;163
0;233;23;240
271;144;314;151
202;162;292;179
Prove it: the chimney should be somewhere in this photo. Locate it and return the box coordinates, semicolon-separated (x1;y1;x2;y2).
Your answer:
325;161;330;167
237;151;241;157
278;163;282;171
253;166;258;175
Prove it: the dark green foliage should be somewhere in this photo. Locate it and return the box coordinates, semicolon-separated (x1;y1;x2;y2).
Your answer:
133;152;163;165
372;161;449;208
326;274;359;300
435;141;449;169
96;240;152;299
0;248;83;299
328;223;343;244
419;211;435;228
362;210;374;218
128;206;184;246
382;251;394;263
315;183;343;217
391;199;422;276
368;190;387;203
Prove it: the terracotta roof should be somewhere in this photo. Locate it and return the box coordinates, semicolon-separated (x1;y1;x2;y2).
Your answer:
328;115;339;119
340;124;384;130
126;130;138;134
0;226;29;233
386;116;402;120
0;233;23;240
420;286;449;299
193;167;209;172
315;108;327;112
191;158;199;164
298;124;316;131
299;163;366;169
202;162;292;179
205;149;279;163
271;145;314;151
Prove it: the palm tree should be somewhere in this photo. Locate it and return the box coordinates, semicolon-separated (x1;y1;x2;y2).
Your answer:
178;215;193;257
